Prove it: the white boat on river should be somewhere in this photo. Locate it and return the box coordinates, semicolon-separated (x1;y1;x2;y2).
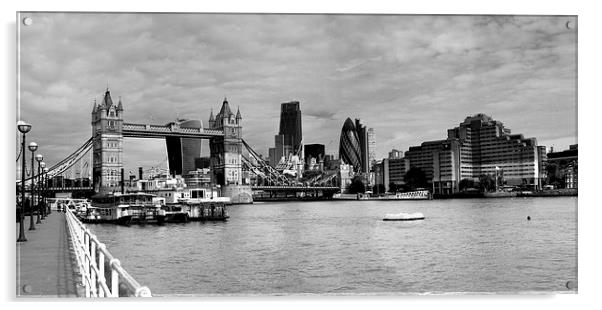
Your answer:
383;212;425;221
81;193;165;225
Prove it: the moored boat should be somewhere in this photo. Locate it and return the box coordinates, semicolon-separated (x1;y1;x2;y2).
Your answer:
127;205;166;225
79;205;133;225
333;190;432;201
179;201;229;221
377;190;432;200
161;204;190;223
84;193;165;225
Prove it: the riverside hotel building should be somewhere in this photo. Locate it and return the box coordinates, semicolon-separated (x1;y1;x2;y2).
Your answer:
377;114;545;194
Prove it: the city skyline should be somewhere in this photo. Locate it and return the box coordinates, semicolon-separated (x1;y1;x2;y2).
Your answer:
18;13;577;172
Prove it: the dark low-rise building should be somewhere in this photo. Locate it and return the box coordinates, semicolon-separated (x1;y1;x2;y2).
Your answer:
546;144;578;189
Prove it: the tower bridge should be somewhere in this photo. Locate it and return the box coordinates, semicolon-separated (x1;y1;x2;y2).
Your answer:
91;89;250;202
21;88;340;203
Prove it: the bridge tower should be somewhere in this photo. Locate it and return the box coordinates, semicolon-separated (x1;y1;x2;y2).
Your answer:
209;97;242;185
209;98;252;203
91;89;124;194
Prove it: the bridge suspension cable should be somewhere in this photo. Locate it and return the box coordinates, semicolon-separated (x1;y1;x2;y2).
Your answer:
46;138;94;180
18;137;93;185
241;139;295;186
241;155;283;186
241;139;338;187
47;137;93;172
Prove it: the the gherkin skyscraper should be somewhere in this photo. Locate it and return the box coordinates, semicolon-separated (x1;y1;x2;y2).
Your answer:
339;118;362;171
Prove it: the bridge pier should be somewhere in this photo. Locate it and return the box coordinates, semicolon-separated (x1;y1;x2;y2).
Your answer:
222;185;253;204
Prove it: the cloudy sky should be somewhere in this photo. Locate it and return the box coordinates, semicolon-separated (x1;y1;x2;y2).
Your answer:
18;13;577;173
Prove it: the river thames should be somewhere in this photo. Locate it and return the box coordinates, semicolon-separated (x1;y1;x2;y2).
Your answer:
88;197;577;295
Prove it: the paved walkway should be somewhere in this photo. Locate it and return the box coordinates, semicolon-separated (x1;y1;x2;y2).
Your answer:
16;211;81;298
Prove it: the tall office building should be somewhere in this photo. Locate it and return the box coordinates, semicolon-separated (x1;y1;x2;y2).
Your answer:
268;134;293;168
368;128;376;167
355;119;370;174
339;118;362;171
338;117;371;173
447;114;540;185
279;101;303;154
268;101;303;168
194;157;211;169
165;119;203;176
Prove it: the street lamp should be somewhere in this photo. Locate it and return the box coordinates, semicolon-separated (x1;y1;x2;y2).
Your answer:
28;142;38;230
17;121;31;242
40;162;46;218
495;166;500;192
35;154;43;223
43;167;50;215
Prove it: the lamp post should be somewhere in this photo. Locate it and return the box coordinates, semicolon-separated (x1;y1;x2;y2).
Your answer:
40;162;46;219
43;167;50;215
17;121;32;242
40;161;46;219
28;142;38;230
35;154;43;224
495;166;500;192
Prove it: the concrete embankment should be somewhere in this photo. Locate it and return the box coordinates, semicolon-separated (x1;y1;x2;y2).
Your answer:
517;189;578;197
435;189;577;199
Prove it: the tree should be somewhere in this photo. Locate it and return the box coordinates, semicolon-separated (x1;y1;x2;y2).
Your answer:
403;167;428;190
348;176;366;194
545;162;566;188
478;174;495;192
459;178;475;192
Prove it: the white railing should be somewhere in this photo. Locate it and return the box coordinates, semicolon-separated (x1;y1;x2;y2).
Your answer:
180;127;200;133
148;125;170;132
122;123;147;131
203;129;224;135
64;208;152;297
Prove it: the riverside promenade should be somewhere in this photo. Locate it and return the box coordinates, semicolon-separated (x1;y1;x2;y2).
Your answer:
16;211;80;297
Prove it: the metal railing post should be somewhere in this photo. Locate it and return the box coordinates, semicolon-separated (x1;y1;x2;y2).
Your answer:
91;241;97;297
98;246;105;297
84;230;90;297
110;259;120;297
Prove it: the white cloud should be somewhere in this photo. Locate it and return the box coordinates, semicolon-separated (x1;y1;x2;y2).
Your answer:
19;13;577;169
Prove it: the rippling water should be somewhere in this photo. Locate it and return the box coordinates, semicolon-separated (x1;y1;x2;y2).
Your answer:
88;197;577;295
